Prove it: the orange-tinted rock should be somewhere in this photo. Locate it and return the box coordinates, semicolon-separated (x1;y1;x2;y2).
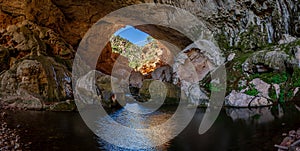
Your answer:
96;42;130;75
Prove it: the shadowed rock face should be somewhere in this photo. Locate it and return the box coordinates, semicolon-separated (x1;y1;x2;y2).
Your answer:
0;0;299;109
1;0;299;49
0;20;74;110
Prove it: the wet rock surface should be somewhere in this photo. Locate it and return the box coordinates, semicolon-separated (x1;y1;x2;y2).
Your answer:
225;90;272;107
139;79;181;105
0;109;23;151
0;20;74;110
275;128;300;151
151;65;172;83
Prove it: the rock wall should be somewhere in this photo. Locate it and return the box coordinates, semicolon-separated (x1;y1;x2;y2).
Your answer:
0;0;299;47
0;0;300;109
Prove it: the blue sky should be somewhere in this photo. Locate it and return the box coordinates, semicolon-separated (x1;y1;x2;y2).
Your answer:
114;25;150;46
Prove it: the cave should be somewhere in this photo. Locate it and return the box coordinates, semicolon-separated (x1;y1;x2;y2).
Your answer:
95;25;181;102
1;0;300;150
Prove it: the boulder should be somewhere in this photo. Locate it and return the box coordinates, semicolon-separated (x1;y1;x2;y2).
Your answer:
139;79;181;105
151;65;172;83
225;90;272;107
75;70;121;109
242;50;290;73
129;71;144;88
250;78;271;98
172;47;222;105
173;48;215;84
49;100;76;111
278;34;297;44
0;89;43;110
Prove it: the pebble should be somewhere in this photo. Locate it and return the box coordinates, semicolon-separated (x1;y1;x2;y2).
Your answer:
276;128;300;151
0;109;23;151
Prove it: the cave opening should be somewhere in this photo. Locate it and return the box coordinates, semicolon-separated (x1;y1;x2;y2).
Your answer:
110;25;169;76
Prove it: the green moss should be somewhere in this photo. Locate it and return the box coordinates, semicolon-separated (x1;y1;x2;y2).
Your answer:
245;87;259;96
238;85;246;91
50;101;76;111
215;32;231;50
279;90;285;103
59;49;71;56
269;86;277;100
236;25;268;51
271;73;288;84
250;72;288;84
292;68;300;87
287;90;293;99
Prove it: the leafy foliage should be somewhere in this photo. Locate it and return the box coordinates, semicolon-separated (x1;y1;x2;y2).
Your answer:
269;86;277;100
110;35;163;73
245;87;259;96
251;72;288;84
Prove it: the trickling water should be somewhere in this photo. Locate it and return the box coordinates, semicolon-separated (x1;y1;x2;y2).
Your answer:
266;22;274;43
277;0;291;34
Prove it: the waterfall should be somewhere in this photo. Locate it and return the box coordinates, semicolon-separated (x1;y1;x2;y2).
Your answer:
266;21;274;43
277;0;291;34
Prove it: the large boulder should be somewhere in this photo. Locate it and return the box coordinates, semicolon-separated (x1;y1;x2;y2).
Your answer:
129;71;144;88
225;90;272;107
238;40;300;74
0;89;43;110
242;50;292;73
250;78;271;99
49;100;76;112
151;65;172;83
139;79;181;105
172;45;223;105
75;70;121;109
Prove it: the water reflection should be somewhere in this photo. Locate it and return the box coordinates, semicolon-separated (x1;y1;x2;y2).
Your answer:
225;103;300;124
225;107;275;124
3;103;300;151
96;103;175;150
97;102;300;151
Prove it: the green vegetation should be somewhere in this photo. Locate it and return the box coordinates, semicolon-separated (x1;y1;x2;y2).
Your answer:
250;72;288;84
208;83;223;92
269;86;277;100
110;35;162;71
287;90;294;99
238;85;246;91
292;68;300;87
271;73;288;84
251;114;261;120
245;87;259;96
279;90;285;103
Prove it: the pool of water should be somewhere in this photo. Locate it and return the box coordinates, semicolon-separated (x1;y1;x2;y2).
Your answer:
4;102;300;151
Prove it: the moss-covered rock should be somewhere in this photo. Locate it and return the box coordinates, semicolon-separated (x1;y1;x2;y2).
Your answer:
49;100;76;112
139;79;181;105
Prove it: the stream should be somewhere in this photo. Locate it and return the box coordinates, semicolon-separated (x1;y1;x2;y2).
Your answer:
4;102;300;151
